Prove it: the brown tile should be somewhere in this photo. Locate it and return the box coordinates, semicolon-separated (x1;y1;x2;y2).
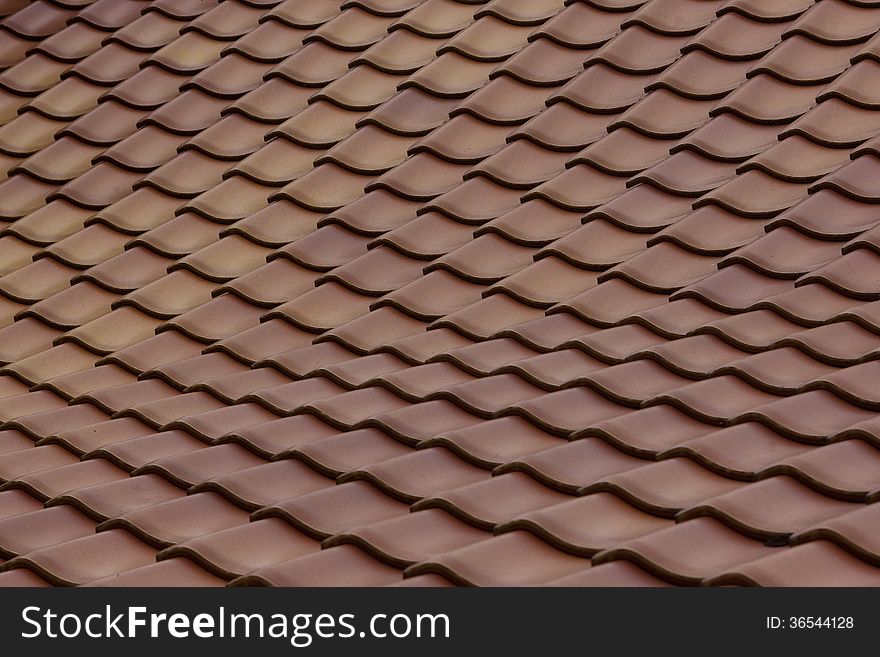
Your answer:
141;89;227;136
545;560;673;587
27;22;102;63
453;76;555;125
414;471;569;529
52;162;141;210
647;374;780;424
786;0;880;44
193;460;333;511
0;174;57;220
391;0;475;37
5;343;100;385
680;474;858;541
3;528;157;586
721;226;841;279
98;126;189;172
146;33;227;76
563;323;666;363
626;0;725;36
791;501;880;564
0;489;43;521
103;66;188;110
324;192;416;237
188;367;290;403
7;402;108;441
355;27;444;75
499;491;670;556
268;42;356;89
659;421;808;477
587;184;695;231
775;438;880;501
116;390;227;430
708;540;880;586
685;12;792;59
86;557;227;587
439;15;532;61
495;38;592;86
403;51;494;97
593;517;776;585
715;74;824;124
106;12;183;51
136;442;267;488
11;458;127;502
286;427;411;476
224;20;310;62
256;480;408;538
748;35;859;85
820;59;880;109
270;101;365;149
735;389;876;441
161;517;319;579
0;568;53;586
552;64;656;115
317;66;408;112
68;43;148;87
339;447;489;502
525;163;628;212
602;242;718;293
91;429;205;472
1;1;76;40
3;202;89;249
321;125;418;173
327;508;487;568
272;163;374;211
580;404;713;456
552;278;666;326
44;418;152;455
419;180;520;227
61;306;163;355
511;103;614;152
407;530;590;586
786;100;880;148
0;112;67;157
64;99;147;146
48;473;181;522
207;318;314;365
378;326;473;363
234;544;403;586
99;491;249;548
118;270;215;320
585;456;747;515
230;139;319;185
530;2;627;48
222;199;321;248
427;414;562;467
758;284;864;327
37;364;135;403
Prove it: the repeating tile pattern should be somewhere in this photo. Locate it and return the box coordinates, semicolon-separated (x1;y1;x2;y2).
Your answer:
0;0;879;587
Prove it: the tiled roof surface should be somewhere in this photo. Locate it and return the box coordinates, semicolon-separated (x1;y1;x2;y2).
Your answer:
1;0;880;587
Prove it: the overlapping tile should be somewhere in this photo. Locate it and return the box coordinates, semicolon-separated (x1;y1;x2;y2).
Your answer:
1;0;880;588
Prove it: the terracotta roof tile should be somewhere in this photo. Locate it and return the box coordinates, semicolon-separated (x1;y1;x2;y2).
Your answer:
107;12;183;51
407;530;589;586
86;557;227;587
234;544;403;586
3;528;157;586
708;540;880;586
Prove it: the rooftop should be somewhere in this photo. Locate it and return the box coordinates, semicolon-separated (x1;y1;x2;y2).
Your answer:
0;0;879;586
